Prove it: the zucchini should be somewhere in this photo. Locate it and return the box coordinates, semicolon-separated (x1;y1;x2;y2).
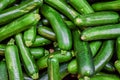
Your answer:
0;13;40;42
103;62;116;72
72;30;94;77
30;47;45;59
40;4;72;50
38;26;56;41
90;41;102;57
81;24;120;41
31;35;52;47
74;11;119;28
114;60;120;74
5;39;23;80
0;44;6;56
15;33;39;79
47;56;60;80
116;37;120;59
92;1;120;11
0;0;15;11
0;0;43;25
37;50;73;70
69;0;94;14
0;60;8;80
44;0;79;20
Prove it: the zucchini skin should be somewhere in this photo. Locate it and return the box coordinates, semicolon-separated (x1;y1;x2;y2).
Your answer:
0;13;40;42
31;35;51;47
69;0;94;14
90;41;102;57
30;47;45;59
116;37;120;59
68;40;114;74
81;24;120;41
37;50;73;70
0;0;15;11
38;26;56;41
0;44;6;56
92;1;120;11
74;11;119;28
40;4;72;50
73;30;94;77
47;56;60;80
15;33;39;79
44;0;79;20
0;60;8;80
0;0;43;25
5;39;23;80
114;60;120;74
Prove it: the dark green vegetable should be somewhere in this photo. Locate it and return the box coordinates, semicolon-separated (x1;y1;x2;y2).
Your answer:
15;33;39;79
114;60;120;74
37;50;73;70
92;1;120;11
38;26;56;41
47;56;60;80
69;0;94;14
44;0;79;20
90;41;102;57
30;47;45;59
0;13;40;42
72;30;94;77
40;4;72;50
74;11;119;28
116;37;120;59
81;24;120;41
0;60;8;80
5;39;23;80
0;44;6;56
0;0;15;11
0;0;43;25
103;62;116;72
31;35;52;47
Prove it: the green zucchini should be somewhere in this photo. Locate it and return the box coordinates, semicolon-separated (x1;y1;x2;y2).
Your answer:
114;60;120;74
0;13;40;42
72;30;94;77
40;4;72;50
0;0;15;11
92;1;120;11
31;35;52;47
103;62;116;72
68;40;114;74
37;50;73;70
44;0;79;20
116;37;120;60
90;41;102;57
81;24;120;41
30;47;45;59
69;0;94;14
5;39;23;80
47;56;60;80
15;33;39;79
74;11;119;28
0;44;6;56
38;26;56;41
0;60;8;80
0;0;43;25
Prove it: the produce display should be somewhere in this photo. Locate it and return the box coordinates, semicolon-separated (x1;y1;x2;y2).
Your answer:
1;0;120;80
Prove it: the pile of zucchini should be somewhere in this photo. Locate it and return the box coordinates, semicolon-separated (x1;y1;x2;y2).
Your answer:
1;0;120;80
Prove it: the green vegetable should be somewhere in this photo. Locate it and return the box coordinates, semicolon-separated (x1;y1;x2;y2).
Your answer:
0;44;6;56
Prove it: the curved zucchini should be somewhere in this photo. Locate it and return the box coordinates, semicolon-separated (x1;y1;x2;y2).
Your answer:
5;39;23;80
0;13;40;42
81;24;120;41
0;0;43;25
69;0;94;14
74;11;119;28
40;4;72;50
15;33;39;79
44;0;79;20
